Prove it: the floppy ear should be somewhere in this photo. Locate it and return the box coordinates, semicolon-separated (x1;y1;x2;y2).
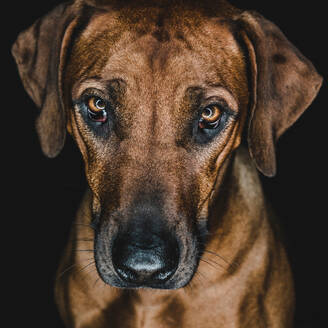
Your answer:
11;2;79;157
237;11;322;177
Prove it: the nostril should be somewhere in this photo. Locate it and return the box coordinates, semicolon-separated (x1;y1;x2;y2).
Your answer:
115;259;176;284
115;265;138;282
114;249;175;282
154;266;176;282
112;237;179;286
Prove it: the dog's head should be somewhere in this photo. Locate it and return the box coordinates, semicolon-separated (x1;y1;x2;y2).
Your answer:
12;0;321;289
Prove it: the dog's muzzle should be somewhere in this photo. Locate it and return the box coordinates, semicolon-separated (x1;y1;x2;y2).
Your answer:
112;229;179;288
94;202;186;289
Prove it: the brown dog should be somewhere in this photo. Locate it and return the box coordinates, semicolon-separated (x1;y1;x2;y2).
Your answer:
12;0;322;327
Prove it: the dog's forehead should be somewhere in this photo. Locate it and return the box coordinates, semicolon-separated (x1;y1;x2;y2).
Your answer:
67;7;247;101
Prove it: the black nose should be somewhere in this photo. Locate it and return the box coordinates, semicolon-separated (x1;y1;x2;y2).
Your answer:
112;232;179;287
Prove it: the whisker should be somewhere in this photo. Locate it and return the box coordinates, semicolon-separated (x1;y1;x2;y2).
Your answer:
205;256;228;271
192;271;206;288
82;267;98;280
77;266;99;293
200;257;227;272
203;250;239;270
184;279;194;294
93;277;101;288
78;261;96;275
57;257;94;280
198;238;239;271
56;263;77;280
195;270;207;283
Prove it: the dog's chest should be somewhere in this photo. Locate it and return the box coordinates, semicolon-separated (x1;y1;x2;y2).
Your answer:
106;289;241;328
116;294;184;328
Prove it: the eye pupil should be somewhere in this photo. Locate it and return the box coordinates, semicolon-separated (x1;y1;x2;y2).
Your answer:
87;96;108;123
203;107;213;119
95;99;105;110
199;105;222;129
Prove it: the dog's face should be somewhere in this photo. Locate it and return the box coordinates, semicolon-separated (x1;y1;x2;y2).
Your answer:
12;0;321;290
65;10;248;288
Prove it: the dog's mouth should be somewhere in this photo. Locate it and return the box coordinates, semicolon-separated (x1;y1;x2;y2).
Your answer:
93;212;206;290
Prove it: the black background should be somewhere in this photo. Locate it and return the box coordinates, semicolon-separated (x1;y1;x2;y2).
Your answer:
4;1;327;327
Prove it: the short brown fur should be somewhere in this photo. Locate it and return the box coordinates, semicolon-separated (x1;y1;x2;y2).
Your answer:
12;1;322;327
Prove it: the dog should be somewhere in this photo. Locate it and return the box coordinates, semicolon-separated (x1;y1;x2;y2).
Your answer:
12;0;322;327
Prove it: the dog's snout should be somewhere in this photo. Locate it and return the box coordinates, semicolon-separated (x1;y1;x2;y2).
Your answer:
112;231;179;287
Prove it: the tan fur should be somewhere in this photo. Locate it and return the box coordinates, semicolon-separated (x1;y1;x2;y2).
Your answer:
12;1;322;327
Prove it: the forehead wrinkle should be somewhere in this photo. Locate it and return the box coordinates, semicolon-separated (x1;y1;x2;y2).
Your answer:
67;10;243;89
146;24;243;88
67;31;126;82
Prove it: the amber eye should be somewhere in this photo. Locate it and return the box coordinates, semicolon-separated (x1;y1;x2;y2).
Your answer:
87;97;108;123
199;105;222;129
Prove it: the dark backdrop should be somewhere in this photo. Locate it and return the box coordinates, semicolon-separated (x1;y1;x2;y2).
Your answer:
4;1;327;327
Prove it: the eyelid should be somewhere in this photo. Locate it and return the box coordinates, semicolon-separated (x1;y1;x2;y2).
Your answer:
72;88;112;106
204;86;238;110
200;98;236;118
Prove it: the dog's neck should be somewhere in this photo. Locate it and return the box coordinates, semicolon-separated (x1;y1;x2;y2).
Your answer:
202;146;268;278
208;146;266;247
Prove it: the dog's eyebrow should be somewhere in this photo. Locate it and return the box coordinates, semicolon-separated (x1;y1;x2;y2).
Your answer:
72;77;126;99
104;78;127;95
185;86;205;101
184;85;238;111
204;86;238;111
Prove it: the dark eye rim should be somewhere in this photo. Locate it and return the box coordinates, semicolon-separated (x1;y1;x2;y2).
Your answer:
193;101;238;144
72;88;113;123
